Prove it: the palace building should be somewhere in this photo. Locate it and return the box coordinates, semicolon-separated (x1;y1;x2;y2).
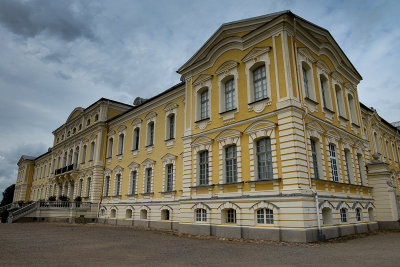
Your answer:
10;11;400;242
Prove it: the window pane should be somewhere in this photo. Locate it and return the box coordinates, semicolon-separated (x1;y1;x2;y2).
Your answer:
253;65;267;101
225;79;235;111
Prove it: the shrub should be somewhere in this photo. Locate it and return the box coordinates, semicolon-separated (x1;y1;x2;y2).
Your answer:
48;196;56;201
0;210;9;223
74;196;82;202
58;195;69;202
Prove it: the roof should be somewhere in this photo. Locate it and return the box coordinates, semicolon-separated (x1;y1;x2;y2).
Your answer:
177;10;362;80
107;81;185;123
360;102;399;133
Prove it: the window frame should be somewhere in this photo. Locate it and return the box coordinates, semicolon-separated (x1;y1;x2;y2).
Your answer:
198;150;209;185
224;145;238;184
329;143;339;182
255;137;273;180
256;208;274;224
195;208;207;222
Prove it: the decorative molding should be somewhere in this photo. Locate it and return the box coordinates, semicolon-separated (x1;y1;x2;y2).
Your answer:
215;60;239;75
192;74;213;86
241;46;271;63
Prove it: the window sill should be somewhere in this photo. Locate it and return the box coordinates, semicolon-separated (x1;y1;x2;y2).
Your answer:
219;108;237;115
194;117;210;124
351;122;360;128
246;178;281;184
190;184;214;188
215;181;244;186
141;192;154;196
165;138;175;148
160;190;176;194
323;107;335;114
248;97;272;113
304;97;319;105
339;115;349;121
126;194;138;197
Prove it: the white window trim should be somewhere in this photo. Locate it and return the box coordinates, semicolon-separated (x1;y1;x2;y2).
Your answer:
164;103;178;148
131;118;142;157
142;158;155;195
161;153;177;193
216;61;239;123
193;74;212;129
191;136;213;187
242;47;272;113
128;162;139;196
145;112;157;153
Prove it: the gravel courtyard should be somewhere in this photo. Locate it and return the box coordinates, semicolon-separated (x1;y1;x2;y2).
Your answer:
1;223;399;266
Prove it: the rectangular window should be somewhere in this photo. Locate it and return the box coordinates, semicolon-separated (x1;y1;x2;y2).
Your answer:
344;150;352;184
357;154;364;185
303;67;310;98
199;151;209;185
225;79;235;111
168;115;175;139
131;171;137;195
78;179;83;197
86;178;91;197
166;164;173;191
133;128;140;150
115;174;121;196
200;90;209;119
195;209;207;222
256;138;273;180
146;168;152;193
311;139;320;179
81;146;87;163
253;65;267;101
225;145;237;183
226;209;236;223
329;144;339;182
149;123;154;146
104;176;110;196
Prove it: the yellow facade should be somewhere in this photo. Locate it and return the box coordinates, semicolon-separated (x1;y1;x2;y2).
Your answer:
12;11;400;242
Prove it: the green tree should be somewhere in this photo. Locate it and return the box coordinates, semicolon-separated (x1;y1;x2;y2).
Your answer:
1;184;15;207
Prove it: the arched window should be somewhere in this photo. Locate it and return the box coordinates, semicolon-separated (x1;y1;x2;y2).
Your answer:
125;209;132;219
256;138;273;180
132;127;140;151
117;134;124;155
107;138;113;158
166;114;175;140
329;144;339;182
130;171;137;195
224;79;235;111
335;85;346;117
68;149;73;166
104;176;110;196
63;151;67;167
340;208;347;223
319;74;331;109
223;208;237;224
368;207;375;221
140;210;148;219
110;209;116;218
86;177;91;197
322;207;333;225
225;145;237;183
165;164;174;191
256;208;274;224
195;208;207;222
357;153;364;185
86;119;90;126
94;114;99;121
161;209;170;220
392;143;398;162
347;94;357;124
81;145;87;164
147;122;155;146
355;208;362;222
115;174;121;196
198;150;209;185
74;147;79;166
253;65;267;101
89;141;95;161
386;140;391;160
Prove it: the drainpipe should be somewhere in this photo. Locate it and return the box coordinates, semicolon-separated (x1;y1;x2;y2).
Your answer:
293;17;323;240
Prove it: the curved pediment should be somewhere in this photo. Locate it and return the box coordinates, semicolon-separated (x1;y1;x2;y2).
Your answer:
242;46;271;63
191;136;213;147
244;120;276;135
215;129;241;142
142;158;155;167
192;74;213;86
164;102;178;112
145;111;157;120
306;121;326;134
113;165;124;173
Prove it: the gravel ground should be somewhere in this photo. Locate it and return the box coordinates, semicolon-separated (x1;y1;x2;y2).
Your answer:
0;223;399;266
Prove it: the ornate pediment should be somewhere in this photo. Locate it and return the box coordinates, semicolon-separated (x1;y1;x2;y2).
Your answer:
142;158;155;167
128;161;139;170
113;165;124;173
66;107;84;123
316;60;331;75
242;46;271;63
192;74;213;86
215;60;239;75
164;102;178;112
215;129;242;142
145;111;157;120
331;71;343;84
107;130;116;137
131;118;142;127
161;153;177;164
306;121;326;134
118;125;127;133
191;136;213;147
298;47;315;63
244;120;276;135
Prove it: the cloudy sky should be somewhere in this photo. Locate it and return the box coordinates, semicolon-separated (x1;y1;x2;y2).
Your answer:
0;0;399;194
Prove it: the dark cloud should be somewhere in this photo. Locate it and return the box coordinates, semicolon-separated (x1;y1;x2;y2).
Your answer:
0;142;48;193
0;0;96;41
